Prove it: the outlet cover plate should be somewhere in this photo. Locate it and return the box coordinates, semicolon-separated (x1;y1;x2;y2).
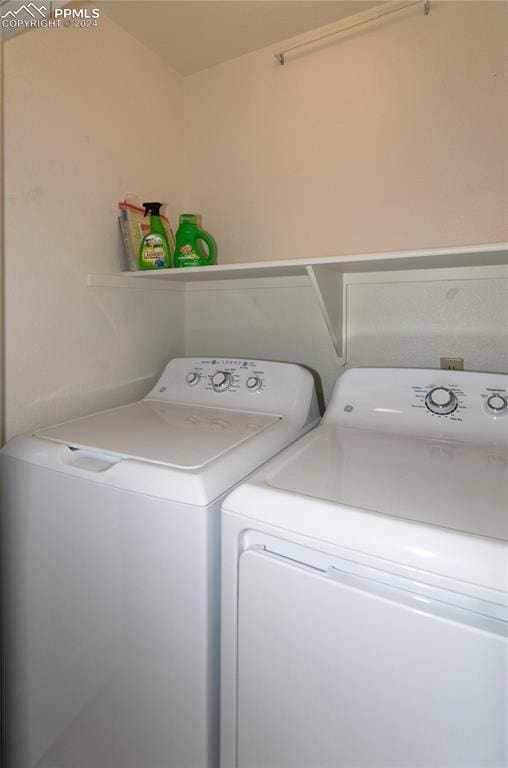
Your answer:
440;357;464;370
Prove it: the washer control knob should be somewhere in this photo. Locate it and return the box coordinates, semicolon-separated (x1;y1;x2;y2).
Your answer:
425;387;457;415
246;376;262;392
486;394;507;415
185;372;200;386
212;371;232;392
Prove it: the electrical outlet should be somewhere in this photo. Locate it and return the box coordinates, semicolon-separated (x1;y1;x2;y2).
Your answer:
440;357;464;371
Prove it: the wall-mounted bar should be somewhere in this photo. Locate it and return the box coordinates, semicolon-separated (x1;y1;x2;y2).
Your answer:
274;0;430;65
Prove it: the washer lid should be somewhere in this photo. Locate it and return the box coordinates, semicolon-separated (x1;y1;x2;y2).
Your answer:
35;401;280;469
265;425;508;542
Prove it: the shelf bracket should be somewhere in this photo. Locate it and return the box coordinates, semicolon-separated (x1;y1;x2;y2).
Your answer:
306;266;344;358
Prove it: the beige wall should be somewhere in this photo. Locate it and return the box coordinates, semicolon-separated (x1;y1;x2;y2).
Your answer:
4;15;185;438
184;1;507;263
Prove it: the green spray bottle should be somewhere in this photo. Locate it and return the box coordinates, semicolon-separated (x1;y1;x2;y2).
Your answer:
138;202;171;270
174;214;216;268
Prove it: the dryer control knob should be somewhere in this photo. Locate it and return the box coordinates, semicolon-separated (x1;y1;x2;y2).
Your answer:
246;376;262;392
425;387;457;415
212;371;232;392
486;394;507;415
186;372;200;386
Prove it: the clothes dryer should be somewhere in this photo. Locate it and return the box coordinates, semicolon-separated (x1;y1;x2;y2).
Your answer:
221;368;507;768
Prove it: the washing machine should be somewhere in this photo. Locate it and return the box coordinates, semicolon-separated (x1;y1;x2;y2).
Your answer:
1;357;319;768
221;367;508;768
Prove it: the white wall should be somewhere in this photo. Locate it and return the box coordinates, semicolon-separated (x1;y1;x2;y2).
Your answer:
345;268;508;372
184;277;343;406
4;15;185;438
184;1;507;263
183;0;507;398
4;2;507;437
185;267;508;404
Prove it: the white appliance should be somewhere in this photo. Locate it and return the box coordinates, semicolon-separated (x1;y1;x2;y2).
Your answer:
1;357;318;768
221;367;508;768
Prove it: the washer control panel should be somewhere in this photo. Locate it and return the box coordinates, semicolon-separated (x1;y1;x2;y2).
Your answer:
184;360;266;395
145;358;319;425
328;368;508;443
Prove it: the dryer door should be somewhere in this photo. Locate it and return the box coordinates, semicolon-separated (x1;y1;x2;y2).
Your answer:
236;548;507;768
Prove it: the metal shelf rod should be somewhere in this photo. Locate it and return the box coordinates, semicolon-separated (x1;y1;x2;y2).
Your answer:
274;0;430;65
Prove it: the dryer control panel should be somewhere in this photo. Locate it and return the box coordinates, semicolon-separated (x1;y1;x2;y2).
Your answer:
326;368;508;445
145;358;320;426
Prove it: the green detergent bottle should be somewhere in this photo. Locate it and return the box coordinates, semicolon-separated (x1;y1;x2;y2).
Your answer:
138;202;171;270
174;214;216;268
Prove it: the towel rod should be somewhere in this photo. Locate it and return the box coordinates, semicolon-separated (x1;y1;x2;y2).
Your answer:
274;0;430;65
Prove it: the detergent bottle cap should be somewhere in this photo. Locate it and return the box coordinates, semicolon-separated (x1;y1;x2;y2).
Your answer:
143;202;162;217
179;213;198;226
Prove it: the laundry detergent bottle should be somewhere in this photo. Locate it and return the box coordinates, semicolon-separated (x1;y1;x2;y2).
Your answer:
174;214;216;268
138;202;171;270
